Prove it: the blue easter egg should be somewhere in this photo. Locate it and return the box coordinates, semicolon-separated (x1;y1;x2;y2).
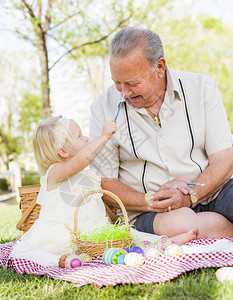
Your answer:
123;247;130;253
130;246;144;256
103;248;118;264
116;254;125;265
111;250;123;264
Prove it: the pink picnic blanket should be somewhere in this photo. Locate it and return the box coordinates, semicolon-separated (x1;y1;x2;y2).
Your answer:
1;238;233;287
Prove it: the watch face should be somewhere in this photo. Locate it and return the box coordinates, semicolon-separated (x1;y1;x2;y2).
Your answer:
190;193;198;203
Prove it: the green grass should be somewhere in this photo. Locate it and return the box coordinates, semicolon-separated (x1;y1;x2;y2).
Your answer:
1;204;233;299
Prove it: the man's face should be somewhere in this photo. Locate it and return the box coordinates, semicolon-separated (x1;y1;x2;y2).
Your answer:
110;48;162;109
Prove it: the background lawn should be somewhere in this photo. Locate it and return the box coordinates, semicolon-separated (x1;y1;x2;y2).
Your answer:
1;204;233;300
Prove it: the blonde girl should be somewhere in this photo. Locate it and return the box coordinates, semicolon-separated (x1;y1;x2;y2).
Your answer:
10;116;116;267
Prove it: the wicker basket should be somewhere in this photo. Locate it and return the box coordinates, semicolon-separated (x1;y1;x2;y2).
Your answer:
16;186;128;256
16;184;41;233
67;189;132;258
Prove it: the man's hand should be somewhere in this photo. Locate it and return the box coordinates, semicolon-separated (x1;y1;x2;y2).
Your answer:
158;176;193;195
148;188;191;212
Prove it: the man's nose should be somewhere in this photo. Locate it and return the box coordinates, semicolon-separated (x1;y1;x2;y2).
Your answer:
121;83;132;98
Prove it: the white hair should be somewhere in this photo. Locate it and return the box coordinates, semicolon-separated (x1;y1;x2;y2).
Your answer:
110;27;164;69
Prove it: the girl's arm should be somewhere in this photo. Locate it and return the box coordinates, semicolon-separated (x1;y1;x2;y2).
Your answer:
49;120;116;187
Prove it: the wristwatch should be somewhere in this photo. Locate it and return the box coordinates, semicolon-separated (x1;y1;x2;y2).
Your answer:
190;192;198;208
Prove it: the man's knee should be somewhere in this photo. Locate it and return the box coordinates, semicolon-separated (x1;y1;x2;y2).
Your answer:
153;207;197;236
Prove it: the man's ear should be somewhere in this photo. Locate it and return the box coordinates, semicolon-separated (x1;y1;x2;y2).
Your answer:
58;147;69;158
156;58;166;78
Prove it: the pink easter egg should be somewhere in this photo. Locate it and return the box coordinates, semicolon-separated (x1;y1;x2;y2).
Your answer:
155;237;175;253
65;255;83;269
136;241;154;252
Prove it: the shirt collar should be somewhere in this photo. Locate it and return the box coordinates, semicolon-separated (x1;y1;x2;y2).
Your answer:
166;66;182;101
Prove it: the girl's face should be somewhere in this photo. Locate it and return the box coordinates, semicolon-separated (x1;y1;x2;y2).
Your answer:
66;120;89;155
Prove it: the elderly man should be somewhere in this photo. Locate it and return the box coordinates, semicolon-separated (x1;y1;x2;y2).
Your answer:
89;27;233;239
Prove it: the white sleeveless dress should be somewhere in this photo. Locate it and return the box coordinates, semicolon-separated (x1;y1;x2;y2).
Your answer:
10;166;109;266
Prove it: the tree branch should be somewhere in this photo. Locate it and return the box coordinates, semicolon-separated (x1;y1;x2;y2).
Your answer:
15;30;37;45
49;17;129;70
37;0;42;23
21;0;36;19
21;0;44;35
49;11;81;31
47;33;77;60
44;0;53;33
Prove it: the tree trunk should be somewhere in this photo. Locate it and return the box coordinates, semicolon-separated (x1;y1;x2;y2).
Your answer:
35;30;51;119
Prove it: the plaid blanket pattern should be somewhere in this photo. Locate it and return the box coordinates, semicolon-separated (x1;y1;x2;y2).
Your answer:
1;238;233;287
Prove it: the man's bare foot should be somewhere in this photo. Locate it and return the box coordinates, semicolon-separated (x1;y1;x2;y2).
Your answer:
186;227;199;242
171;227;199;245
59;254;70;268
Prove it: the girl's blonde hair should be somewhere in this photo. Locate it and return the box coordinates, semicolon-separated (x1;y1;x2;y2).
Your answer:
33;116;76;175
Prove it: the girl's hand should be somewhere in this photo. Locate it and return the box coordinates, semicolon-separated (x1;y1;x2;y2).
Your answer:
102;119;117;139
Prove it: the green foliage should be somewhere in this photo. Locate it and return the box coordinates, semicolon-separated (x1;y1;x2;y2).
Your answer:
18;93;43;134
200;16;224;33
0;126;24;159
21;173;40;186
0;178;10;191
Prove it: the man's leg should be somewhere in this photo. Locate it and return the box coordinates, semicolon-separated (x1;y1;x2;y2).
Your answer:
193;178;233;223
153;207;197;237
153;207;233;238
195;211;233;238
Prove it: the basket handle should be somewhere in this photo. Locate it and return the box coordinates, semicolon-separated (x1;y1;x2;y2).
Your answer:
16;195;38;230
73;189;129;234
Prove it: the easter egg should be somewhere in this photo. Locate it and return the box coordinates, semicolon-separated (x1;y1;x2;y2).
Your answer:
103;248;118;264
164;244;183;256
103;248;122;265
79;253;92;263
111;250;124;264
118;247;129;255
145;247;160;258
124;252;145;266
122;247;131;253
65;255;83;269
145;191;154;203
130;246;144;256
116;254;126;265
216;267;233;284
136;241;154;252
155;237;175;253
